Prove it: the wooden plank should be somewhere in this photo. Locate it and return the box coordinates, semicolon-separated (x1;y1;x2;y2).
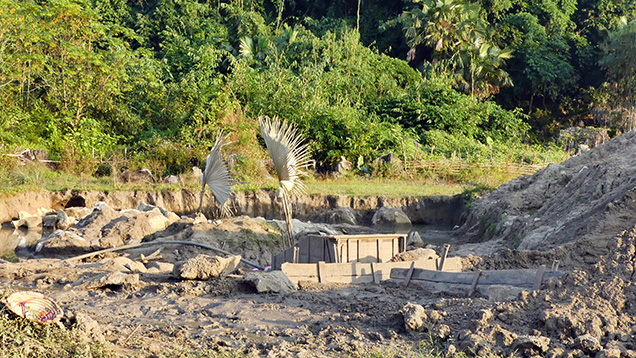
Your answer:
282;261;438;284
402;261;415;287
532;265;546;291
391;267;563;287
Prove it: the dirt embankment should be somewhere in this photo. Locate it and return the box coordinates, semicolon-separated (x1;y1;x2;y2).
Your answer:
0;189;464;227
455;131;636;257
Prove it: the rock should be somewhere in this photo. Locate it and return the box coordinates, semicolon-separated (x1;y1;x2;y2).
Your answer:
335;156;353;174
459;333;492;356
64;207;92;221
144;208;171;232
317;207;357;225
75;202;120;231
100;257;147;273
511;335;550;355
173;254;241;280
146;261;174;274
431;324;451;340
17;216;42;229
391;248;438;262
35;231;91;254
192;166;203;180
576;334;601;354
162;175;181;184
64;310;105;343
372;207;411;228
401;302;427;331
42;215;58;228
120;168;154;183
56;209;75;230
406;230;424;248
84;272;140;289
243;271;296;293
486;285;525;302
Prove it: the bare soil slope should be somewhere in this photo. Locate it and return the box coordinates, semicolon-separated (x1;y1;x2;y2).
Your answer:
455;131;636;256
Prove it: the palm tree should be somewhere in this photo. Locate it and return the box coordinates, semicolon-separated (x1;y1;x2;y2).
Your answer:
258;116;311;248
198;132;234;218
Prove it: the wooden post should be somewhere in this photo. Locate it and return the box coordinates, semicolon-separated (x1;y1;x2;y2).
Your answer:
371;262;380;284
468;270;481;297
438;244;450;271
293;246;299;263
532;265;546;291
402;261;415;287
318;261;326;283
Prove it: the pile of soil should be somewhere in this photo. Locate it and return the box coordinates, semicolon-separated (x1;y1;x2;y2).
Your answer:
1;131;635;357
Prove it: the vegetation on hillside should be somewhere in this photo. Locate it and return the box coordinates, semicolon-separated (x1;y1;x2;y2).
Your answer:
0;0;632;188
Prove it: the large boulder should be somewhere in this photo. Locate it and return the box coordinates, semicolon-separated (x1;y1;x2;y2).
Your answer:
243;271;296;293
173;254;241;280
372;207;412;228
35;202;176;256
317;207;357;225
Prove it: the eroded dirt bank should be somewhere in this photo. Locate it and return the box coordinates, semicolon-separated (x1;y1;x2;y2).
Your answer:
0;189;464;227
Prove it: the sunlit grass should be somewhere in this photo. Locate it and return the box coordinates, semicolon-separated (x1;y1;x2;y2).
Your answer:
0;159;546;198
303;176;476;197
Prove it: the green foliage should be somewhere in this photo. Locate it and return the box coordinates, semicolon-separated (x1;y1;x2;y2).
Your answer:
595;17;636;132
372;77;529;143
390;0;513;98
0;0;575;185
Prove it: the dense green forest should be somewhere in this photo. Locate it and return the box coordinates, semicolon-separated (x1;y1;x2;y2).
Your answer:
0;0;634;183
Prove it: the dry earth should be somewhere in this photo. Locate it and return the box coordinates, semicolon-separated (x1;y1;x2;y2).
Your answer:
1;131;636;357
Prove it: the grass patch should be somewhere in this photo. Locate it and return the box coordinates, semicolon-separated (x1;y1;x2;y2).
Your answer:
304;176;475;197
0;158;551;198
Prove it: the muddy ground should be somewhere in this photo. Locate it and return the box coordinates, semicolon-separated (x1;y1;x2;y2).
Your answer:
1;131;636;358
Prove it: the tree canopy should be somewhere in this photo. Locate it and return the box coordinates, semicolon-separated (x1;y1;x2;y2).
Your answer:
0;0;633;179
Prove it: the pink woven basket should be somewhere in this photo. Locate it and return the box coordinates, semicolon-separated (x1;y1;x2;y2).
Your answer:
6;291;64;324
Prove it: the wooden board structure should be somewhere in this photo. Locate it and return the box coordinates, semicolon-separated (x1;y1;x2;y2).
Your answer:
281;257;463;285
272;234;407;270
390;266;563;295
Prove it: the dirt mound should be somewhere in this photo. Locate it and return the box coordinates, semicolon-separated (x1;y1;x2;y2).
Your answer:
455;131;636;257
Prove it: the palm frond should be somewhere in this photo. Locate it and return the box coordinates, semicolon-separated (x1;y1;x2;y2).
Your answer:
259;116;312;247
259;116;312;196
199;132;235;218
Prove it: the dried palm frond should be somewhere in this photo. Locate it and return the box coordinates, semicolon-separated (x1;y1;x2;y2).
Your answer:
259;116;312;247
199;132;235;218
